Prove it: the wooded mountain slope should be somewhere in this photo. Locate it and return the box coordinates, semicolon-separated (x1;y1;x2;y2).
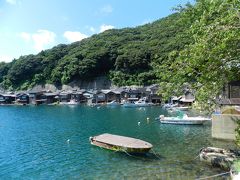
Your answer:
0;12;191;90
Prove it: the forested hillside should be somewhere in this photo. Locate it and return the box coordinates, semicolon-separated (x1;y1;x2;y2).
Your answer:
157;0;240;110
0;11;192;90
1;0;239;111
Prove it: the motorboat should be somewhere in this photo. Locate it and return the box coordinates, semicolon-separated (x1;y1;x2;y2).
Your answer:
90;133;153;154
123;97;151;107
173;106;190;111
162;103;178;109
159;114;211;125
60;99;79;105
134;98;150;107
63;99;79;105
106;100;119;106
122;101;136;108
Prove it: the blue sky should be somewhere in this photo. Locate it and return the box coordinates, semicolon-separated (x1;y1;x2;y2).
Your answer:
0;0;192;62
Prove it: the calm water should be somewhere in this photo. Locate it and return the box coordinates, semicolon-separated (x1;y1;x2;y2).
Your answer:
0;105;235;179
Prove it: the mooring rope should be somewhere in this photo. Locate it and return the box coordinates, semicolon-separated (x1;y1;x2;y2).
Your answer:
150;149;162;160
193;154;200;161
122;150;146;160
195;171;230;180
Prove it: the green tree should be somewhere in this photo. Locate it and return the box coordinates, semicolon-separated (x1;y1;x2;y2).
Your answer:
157;0;240;111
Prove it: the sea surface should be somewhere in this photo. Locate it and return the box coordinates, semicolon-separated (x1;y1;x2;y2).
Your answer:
0;105;235;179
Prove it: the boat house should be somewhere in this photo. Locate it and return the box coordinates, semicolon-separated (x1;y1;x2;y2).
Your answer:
28;90;44;105
16;93;29;105
0;93;16;104
146;84;161;104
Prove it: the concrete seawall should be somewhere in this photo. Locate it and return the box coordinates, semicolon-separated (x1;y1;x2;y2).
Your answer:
212;114;240;140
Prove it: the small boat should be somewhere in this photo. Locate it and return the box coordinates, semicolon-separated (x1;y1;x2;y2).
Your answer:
122;101;136;108
89;133;153;154
159;114;211;125
67;99;79;105
134;97;150;107
173;106;189;111
123;97;151;107
162;103;178;109
106;100;119;106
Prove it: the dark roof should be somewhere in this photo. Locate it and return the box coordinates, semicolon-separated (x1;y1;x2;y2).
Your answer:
28;90;44;94
218;98;240;105
43;93;58;96
228;81;240;86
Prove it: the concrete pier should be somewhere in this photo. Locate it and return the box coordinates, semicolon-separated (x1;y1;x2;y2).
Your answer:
212;114;240;140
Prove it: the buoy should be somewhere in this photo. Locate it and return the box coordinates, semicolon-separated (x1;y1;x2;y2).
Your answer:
147;117;150;123
67;139;70;143
138;122;141;126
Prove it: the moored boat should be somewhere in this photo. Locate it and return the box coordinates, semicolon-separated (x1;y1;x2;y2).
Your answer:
122;101;136;108
134;97;150;107
159;114;211;125
173;106;189;111
89;133;153;154
123;97;151;107
106;100;119;106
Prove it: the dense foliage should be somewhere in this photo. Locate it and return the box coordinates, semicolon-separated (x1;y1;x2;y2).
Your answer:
157;0;240;111
0;12;191;90
0;0;239;111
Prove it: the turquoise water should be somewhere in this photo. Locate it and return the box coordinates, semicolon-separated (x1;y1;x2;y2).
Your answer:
0;105;235;179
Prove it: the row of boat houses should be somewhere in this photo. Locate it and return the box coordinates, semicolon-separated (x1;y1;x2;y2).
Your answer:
0;85;163;105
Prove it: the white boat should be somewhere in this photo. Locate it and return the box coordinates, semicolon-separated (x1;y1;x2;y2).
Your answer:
106;100;119;106
173;106;189;111
123;97;151;107
122;101;136;108
162;103;178;109
159;114;211;125
67;99;79;105
134;98;150;107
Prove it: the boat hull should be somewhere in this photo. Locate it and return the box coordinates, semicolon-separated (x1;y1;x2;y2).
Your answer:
159;115;211;125
90;139;151;154
160;119;206;125
89;134;152;154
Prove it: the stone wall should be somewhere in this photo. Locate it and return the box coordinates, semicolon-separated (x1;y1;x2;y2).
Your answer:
30;76;112;92
212;114;240;140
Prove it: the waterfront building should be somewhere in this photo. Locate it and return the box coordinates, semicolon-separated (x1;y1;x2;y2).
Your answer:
146;84;161;104
16;93;29;105
28;90;45;105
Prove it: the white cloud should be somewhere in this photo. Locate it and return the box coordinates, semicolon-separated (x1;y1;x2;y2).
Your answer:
32;30;56;51
0;55;14;62
100;5;113;14
89;27;95;33
20;32;31;42
100;24;114;33
6;0;19;5
63;31;88;43
20;30;56;51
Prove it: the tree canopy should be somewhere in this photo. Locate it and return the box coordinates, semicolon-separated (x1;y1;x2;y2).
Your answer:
0;11;191;90
157;0;240;110
0;0;239;111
